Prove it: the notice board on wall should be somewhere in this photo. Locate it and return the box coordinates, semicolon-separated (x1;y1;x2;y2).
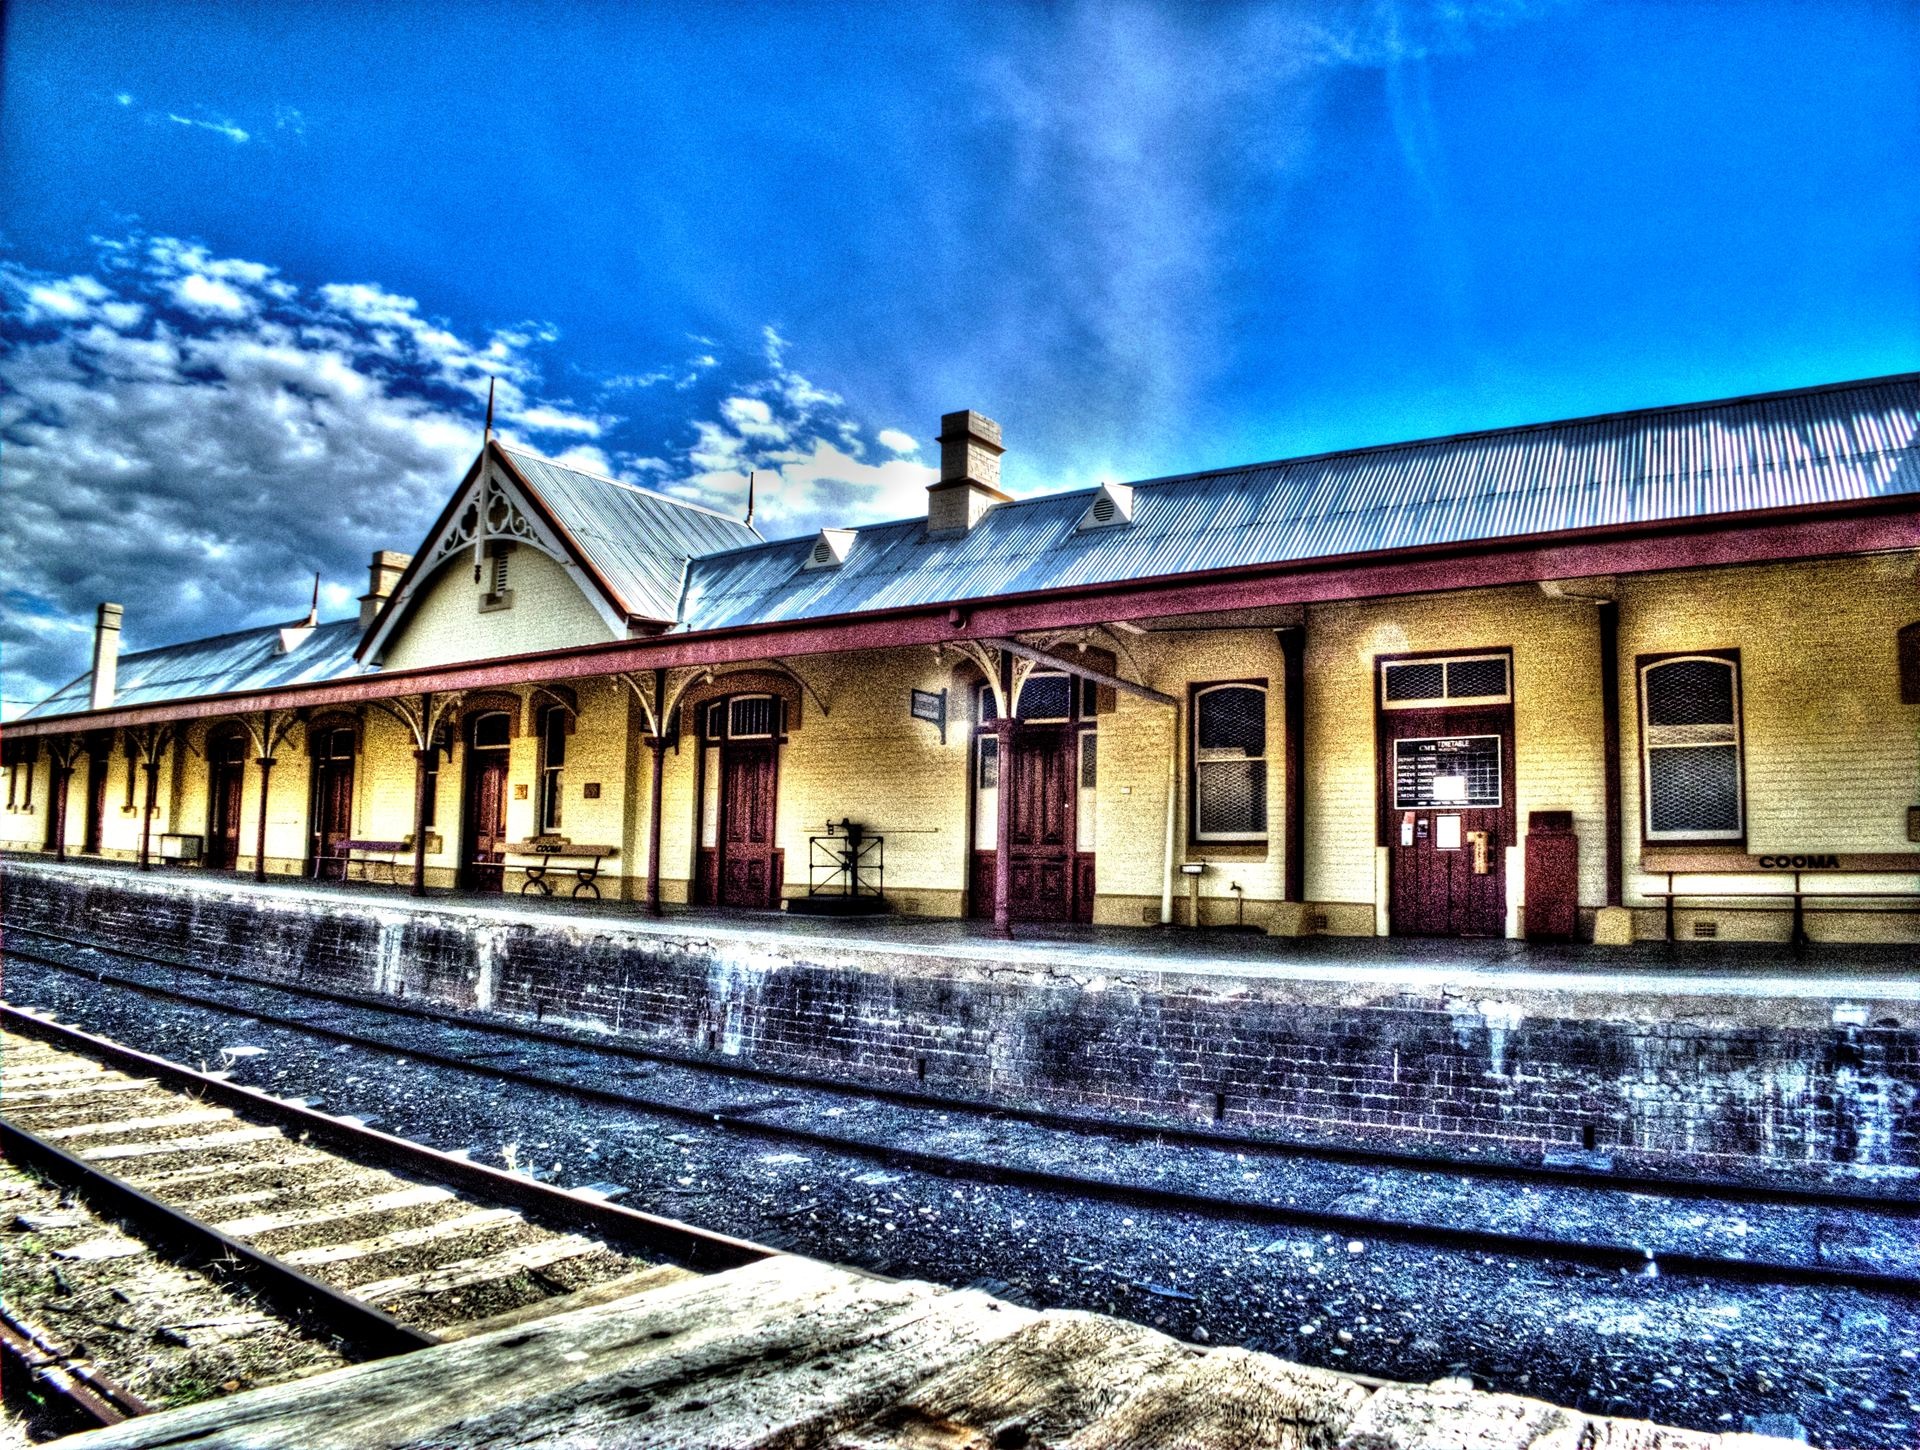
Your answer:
1393;735;1502;810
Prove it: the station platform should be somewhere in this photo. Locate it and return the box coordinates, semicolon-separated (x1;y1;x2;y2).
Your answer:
54;1253;1790;1450
7;853;1916;1006
6;856;1917;1187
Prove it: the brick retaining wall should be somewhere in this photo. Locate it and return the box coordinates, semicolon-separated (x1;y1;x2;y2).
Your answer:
7;863;1916;1187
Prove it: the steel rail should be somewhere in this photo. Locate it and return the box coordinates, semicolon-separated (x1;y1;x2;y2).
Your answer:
0;1004;777;1278
0;1304;152;1429
7;964;1918;1299
0;1118;437;1361
13;921;1917;1215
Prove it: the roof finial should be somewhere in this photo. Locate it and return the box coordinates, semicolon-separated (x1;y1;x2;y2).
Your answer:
744;470;756;528
474;377;496;583
306;571;320;627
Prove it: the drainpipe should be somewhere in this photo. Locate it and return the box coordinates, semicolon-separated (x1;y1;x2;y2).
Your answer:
992;650;1017;939
992;718;1016;938
50;750;72;862
1599;601;1624;908
1161;705;1178;926
645;666;667;918
1278;626;1307;903
138;756;158;870
406;692;435;896
255;754;276;883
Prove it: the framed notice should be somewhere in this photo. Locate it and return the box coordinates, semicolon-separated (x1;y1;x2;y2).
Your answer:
1393;735;1502;810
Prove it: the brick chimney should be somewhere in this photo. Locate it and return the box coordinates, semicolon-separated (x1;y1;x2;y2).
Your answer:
358;550;413;629
88;602;122;711
927;410;1010;536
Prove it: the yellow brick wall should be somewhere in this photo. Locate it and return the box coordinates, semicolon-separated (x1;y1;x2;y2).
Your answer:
1618;553;1920;940
1304;587;1610;930
648;651;971;911
378;545;615;671
8;554;1912;942
1;755;52;850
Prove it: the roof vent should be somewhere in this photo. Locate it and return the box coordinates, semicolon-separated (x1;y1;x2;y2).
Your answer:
1078;482;1134;531
803;528;855;571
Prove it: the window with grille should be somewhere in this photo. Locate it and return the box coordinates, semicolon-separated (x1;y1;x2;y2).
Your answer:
729;694;777;739
1193;683;1267;841
1380;654;1510;708
1640;654;1743;840
1015;672;1073;721
536;706;569;833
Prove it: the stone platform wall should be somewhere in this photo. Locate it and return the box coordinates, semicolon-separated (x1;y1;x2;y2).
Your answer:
8;863;1917;1187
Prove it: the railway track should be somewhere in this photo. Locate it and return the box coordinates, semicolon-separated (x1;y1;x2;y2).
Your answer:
12;921;1915;1212
7;929;1918;1301
0;1007;770;1432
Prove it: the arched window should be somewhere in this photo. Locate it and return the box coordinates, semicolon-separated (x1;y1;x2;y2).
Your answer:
1640;654;1743;841
1193;683;1267;842
470;711;512;750
536;705;570;834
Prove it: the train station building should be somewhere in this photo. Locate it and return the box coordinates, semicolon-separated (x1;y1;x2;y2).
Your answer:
5;372;1918;946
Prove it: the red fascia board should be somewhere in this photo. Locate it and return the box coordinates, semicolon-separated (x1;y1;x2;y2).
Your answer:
13;497;1917;739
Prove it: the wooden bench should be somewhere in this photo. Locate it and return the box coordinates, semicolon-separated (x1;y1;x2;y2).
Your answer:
334;836;440;885
505;838;619;900
1641;850;1920;946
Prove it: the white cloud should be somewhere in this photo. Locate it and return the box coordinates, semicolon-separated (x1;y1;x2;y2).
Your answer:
167;112;250;144
171;272;252;317
720;395;787;442
0;237;945;715
0;237;608;715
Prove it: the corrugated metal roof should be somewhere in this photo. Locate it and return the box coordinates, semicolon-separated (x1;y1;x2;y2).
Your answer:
498;446;760;621
677;375;1920;631
23;618;367;719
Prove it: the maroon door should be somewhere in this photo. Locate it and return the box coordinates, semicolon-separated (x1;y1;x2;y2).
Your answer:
82;749;109;854
1007;725;1075;922
1382;706;1514;937
310;729;356;880
206;738;247;870
462;749;509;891
718;743;779;908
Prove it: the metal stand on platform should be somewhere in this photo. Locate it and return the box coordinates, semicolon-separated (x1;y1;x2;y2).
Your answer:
792;819;887;916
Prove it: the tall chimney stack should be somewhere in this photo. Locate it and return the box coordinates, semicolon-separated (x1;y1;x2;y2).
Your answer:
89;602;123;711
927;410;1010;536
358;550;413;630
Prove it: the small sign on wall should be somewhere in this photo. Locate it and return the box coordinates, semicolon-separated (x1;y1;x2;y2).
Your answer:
584;782;601;800
910;687;947;744
513;783;529;800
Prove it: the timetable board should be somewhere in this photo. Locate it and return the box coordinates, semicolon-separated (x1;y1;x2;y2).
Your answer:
1393;735;1502;810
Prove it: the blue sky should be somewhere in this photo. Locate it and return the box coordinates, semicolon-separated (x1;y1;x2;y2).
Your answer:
2;0;1916;715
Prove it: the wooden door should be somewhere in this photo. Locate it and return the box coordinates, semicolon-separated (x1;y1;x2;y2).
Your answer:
83;751;109;854
1382;706;1514;937
312;747;356;881
1008;725;1074;922
207;742;246;870
718;743;779;908
462;749;509;891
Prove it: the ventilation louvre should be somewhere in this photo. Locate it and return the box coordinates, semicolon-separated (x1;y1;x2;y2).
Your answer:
801;528;855;570
1077;482;1135;531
